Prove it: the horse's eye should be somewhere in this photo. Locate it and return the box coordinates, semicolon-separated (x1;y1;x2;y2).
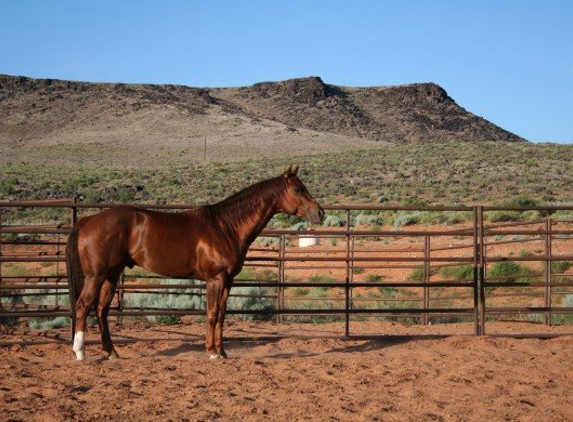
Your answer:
294;186;301;194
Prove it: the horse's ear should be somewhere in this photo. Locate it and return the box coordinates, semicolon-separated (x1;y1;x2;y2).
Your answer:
283;165;294;178
292;165;299;176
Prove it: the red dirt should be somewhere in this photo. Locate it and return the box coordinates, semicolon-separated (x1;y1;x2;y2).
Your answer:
2;320;573;421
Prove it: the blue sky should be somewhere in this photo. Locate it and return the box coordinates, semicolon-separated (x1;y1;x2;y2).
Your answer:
1;0;572;143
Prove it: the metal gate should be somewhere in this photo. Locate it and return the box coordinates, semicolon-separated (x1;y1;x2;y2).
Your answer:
2;199;573;341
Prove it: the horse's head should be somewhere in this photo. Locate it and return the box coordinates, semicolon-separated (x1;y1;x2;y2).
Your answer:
277;165;325;225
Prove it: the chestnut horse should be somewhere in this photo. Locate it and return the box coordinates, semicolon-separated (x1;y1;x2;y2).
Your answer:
66;166;324;360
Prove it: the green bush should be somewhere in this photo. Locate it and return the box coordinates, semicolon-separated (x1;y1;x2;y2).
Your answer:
551;261;573;274
486;210;522;223
439;264;474;280
487;261;540;284
393;211;421;231
366;274;384;283
291;287;311;297
352;267;364;275
407;267;425;282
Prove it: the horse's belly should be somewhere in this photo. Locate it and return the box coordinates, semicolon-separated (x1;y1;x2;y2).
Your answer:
132;247;196;278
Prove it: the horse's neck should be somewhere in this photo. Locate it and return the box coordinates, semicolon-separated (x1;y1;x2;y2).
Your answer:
214;193;278;251
238;201;277;250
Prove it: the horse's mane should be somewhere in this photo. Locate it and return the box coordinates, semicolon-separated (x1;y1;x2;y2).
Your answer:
206;176;285;228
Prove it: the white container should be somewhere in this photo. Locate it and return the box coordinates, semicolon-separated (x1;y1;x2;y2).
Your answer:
298;237;320;248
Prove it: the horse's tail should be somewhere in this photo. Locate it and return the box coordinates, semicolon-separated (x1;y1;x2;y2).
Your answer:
66;223;84;342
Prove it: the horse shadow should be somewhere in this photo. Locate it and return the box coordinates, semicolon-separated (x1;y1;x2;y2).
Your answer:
151;334;443;359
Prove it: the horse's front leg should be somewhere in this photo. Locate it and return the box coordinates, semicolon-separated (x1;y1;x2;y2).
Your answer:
205;274;225;359
215;280;231;358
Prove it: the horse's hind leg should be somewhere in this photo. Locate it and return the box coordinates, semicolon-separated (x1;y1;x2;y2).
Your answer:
97;276;120;359
73;275;105;360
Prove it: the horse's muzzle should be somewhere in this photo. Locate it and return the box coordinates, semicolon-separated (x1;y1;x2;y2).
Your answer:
306;207;325;225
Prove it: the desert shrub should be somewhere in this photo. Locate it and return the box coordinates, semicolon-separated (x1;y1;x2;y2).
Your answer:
407;267;425;282
257;268;278;282
19;283;70;330
353;212;382;227
375;295;420;324
227;286;276;321
551;261;573;274
352;267;364;275
487;261;540;285
402;198;429;208
377;286;401;298
446;211;473;224
123;279;203;324
551;294;573;325
236;267;257;281
307;274;338;284
502;196;540;208
486;210;522;223
322;214;346;227
439;264;474;280
366;274;384;283
291;287;311;297
551;210;573;220
256;236;280;248
28;316;70;330
270;213;303;228
406;267;437;282
1;290;24;326
487;197;541;223
393;211;422;231
419;211;472;225
290;221;309;231
521;210;542;221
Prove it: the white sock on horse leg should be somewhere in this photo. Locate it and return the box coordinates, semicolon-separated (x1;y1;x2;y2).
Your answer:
73;331;85;360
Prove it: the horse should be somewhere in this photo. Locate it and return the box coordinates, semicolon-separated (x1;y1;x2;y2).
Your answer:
66;165;324;360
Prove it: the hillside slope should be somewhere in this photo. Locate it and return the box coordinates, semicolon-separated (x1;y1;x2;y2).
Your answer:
0;75;524;167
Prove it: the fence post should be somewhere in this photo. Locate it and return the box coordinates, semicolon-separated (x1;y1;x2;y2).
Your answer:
472;207;480;335
544;218;552;326
277;234;285;324
0;207;3;330
56;230;60;309
423;235;430;325
478;206;486;335
345;209;351;337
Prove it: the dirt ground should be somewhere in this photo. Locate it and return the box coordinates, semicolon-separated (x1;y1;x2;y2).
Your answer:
1;320;573;421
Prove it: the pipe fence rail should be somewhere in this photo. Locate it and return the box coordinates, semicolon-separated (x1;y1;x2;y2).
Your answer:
1;199;573;341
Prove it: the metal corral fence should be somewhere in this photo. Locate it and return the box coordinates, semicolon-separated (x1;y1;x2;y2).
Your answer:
1;199;573;340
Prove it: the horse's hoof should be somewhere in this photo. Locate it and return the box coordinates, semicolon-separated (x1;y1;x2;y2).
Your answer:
75;351;85;361
209;354;220;360
108;352;120;360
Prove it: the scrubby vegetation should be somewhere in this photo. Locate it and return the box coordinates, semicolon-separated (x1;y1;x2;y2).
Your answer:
2;142;573;223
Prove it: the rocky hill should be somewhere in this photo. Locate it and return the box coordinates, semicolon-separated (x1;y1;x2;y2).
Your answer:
0;74;525;167
212;77;523;143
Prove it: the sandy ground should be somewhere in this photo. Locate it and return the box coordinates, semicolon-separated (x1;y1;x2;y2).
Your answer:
1;320;573;421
